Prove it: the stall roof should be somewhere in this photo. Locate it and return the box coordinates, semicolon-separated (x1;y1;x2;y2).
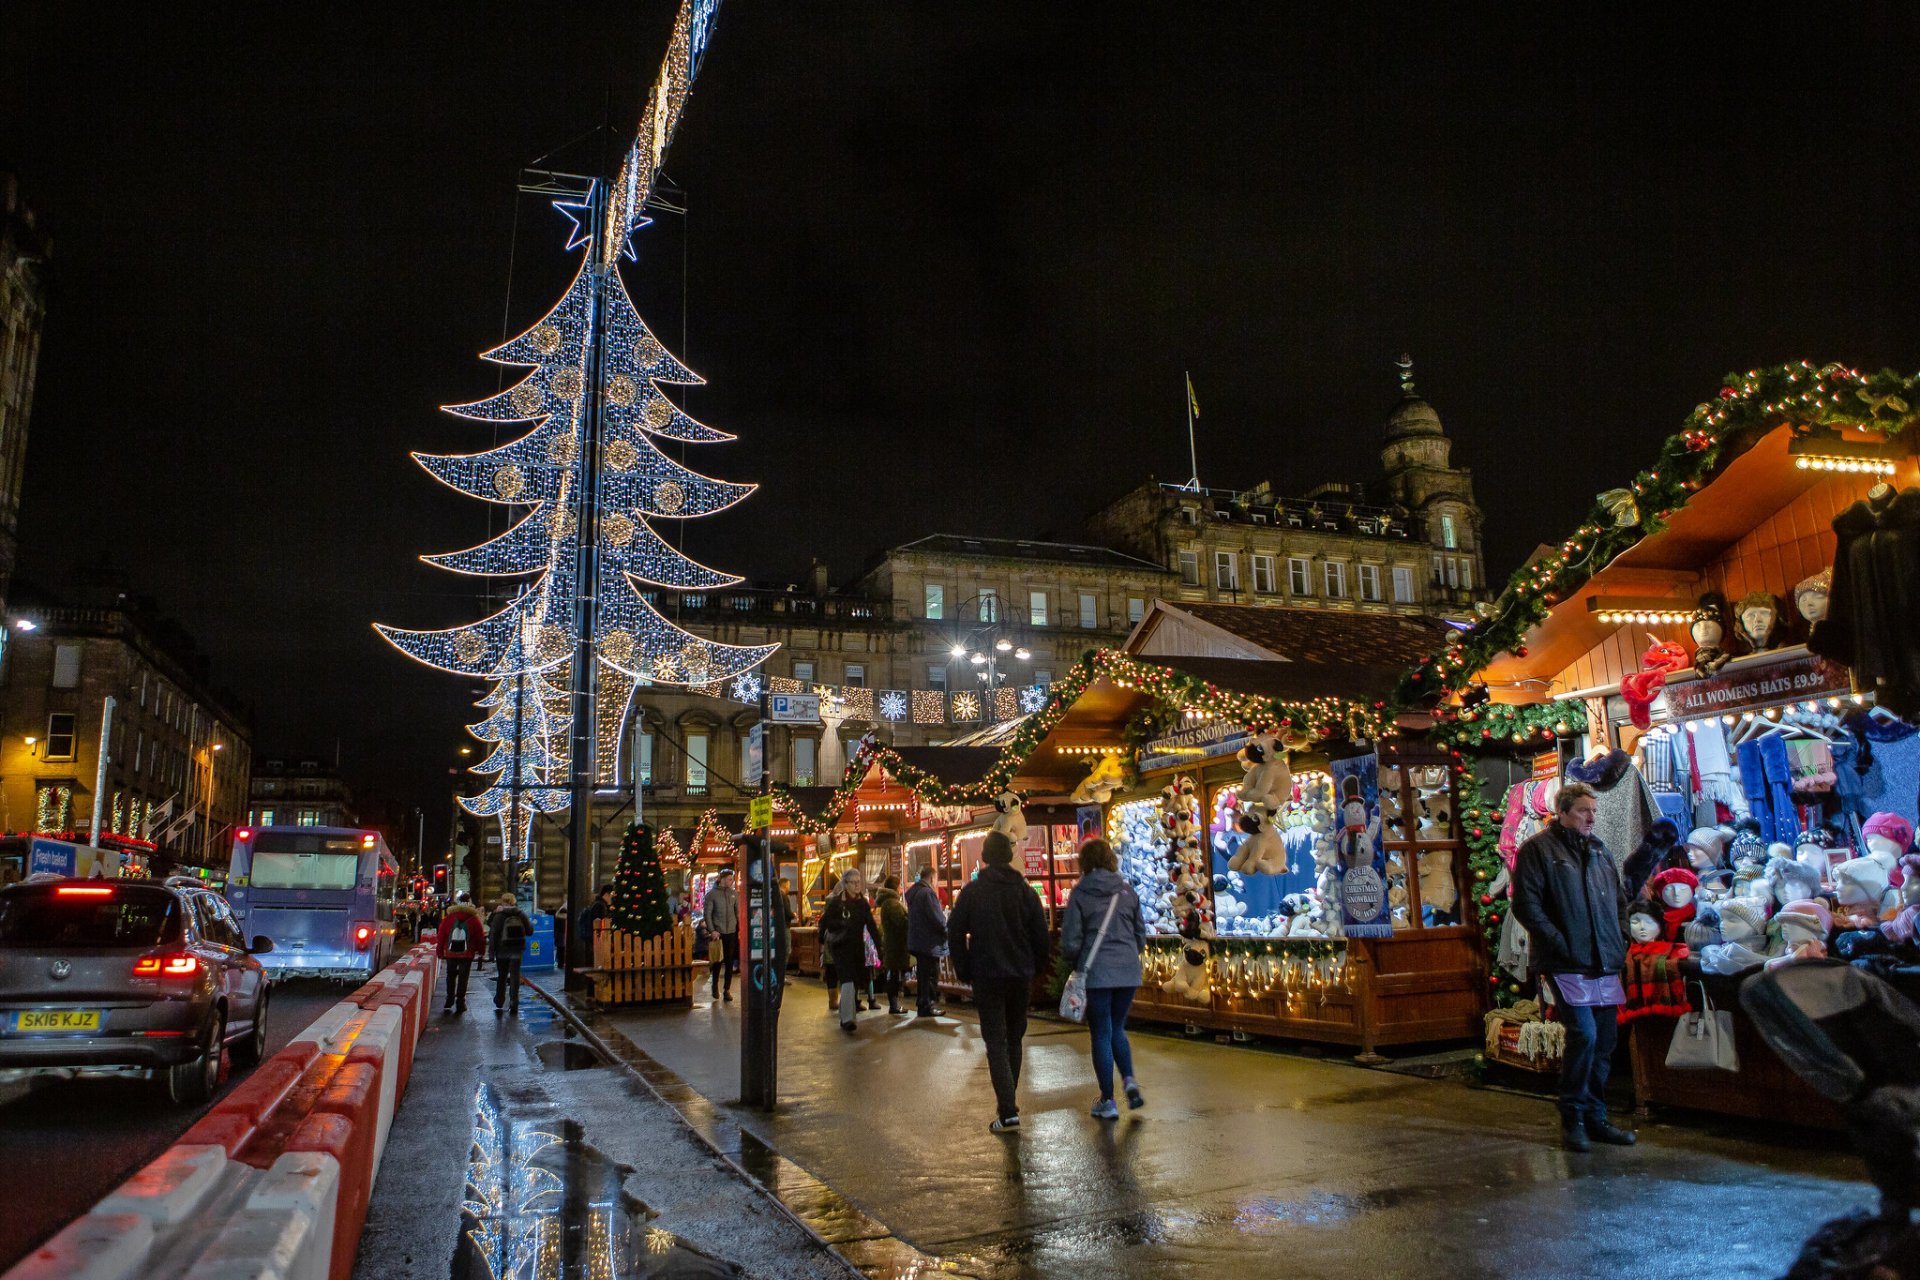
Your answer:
1126;600;1452;668
885;746;1005;790
1131;654;1405;706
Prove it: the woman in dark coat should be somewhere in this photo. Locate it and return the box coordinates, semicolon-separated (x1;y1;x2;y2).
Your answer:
875;875;911;1015
820;867;884;1033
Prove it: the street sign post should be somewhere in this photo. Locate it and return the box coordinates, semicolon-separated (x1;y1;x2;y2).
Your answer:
768;693;821;724
745;721;764;787
741;687;781;1110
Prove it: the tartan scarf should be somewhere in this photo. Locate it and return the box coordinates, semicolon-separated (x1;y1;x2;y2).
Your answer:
1621;940;1692;1022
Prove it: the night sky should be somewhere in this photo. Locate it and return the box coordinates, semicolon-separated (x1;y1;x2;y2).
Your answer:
1;3;1914;843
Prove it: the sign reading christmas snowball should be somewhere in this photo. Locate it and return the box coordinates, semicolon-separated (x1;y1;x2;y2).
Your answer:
769;693;822;724
1330;753;1391;938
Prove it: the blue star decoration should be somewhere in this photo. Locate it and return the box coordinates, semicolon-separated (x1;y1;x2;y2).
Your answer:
552;197;645;261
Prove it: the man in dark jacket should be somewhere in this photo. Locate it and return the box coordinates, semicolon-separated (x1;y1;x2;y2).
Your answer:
904;865;948;1018
947;832;1051;1132
1511;780;1635;1152
488;894;534;1016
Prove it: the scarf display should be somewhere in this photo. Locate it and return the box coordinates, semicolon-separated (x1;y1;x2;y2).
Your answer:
1622;940;1691;1022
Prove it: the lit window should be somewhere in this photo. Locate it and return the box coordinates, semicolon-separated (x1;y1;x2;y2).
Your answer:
924;584;944;620
978;589;999;622
1460;560;1473;591
1177;551;1200;585
259;808;276;827
792;660;814;683
1252;555;1276;594
1289;557;1312;596
1029;591;1048;626
686;732;710;793
1127;597;1146;624
1432;553;1444;583
1442;513;1458;550
844;663;865;687
793;737;815;788
1392;566;1415;604
1446;557;1459;588
1358;564;1381;602
1324;562;1347;599
1214;551;1239;591
1079;592;1097;629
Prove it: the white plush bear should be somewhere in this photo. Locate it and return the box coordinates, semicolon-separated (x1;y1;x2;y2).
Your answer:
1236;735;1293;813
1071;753;1126;805
1228;803;1291;876
1161;940;1212;1003
990;790;1028;844
1418;850;1459;920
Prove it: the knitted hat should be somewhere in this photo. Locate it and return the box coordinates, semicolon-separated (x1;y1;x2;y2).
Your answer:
1716;897;1767;943
1685;827;1728;867
981;831;1016;867
1834;856;1890;906
1650;866;1701;897
1765;856;1820;904
1864;812;1915;851
1795;827;1837;852
1773;898;1833;938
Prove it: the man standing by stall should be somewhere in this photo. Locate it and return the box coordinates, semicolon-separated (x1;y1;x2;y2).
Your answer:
905;863;948;1018
705;868;741;1003
1511;781;1636;1152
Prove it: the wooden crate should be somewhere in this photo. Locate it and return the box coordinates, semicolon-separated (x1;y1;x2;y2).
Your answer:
589;920;695;1007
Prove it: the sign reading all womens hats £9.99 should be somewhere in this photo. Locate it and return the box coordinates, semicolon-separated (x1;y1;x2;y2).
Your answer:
1661;650;1851;721
1330;754;1391;939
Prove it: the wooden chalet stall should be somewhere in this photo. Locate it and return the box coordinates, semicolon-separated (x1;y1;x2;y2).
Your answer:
1420;364;1920;1121
776;773;926;976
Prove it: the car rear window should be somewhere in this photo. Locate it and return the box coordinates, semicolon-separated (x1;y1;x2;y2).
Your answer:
0;887;180;948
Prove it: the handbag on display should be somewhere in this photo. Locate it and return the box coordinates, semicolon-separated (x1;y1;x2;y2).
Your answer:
1060;895;1122;1024
1665;981;1739;1071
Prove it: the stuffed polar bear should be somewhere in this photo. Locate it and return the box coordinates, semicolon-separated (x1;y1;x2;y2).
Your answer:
1071;753;1126;805
1236;734;1293;813
990;790;1028;844
1162;940;1212;1003
1228;803;1291;876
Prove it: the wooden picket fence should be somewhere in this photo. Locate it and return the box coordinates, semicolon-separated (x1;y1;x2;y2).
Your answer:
590;919;695;1007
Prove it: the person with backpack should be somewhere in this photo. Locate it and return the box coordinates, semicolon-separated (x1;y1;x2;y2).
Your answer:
947;831;1052;1132
1058;838;1147;1119
489;893;534;1015
436;892;488;1015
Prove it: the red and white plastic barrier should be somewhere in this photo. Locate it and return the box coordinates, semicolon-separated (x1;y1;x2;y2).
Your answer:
6;944;442;1280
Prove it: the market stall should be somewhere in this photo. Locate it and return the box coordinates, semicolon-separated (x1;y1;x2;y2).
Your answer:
1405;362;1920;1119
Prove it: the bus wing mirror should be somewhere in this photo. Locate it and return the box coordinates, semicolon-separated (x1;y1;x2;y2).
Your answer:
248;935;275;955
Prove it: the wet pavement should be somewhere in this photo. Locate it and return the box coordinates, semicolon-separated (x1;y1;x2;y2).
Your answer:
593;977;1877;1280
353;969;854;1279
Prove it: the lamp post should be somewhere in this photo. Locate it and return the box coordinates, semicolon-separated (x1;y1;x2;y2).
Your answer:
944;597;1033;721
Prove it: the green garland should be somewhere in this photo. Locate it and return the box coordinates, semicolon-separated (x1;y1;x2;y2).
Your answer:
1397;361;1920;706
1427;701;1573;753
1455;779;1520;1008
769;646;1394;833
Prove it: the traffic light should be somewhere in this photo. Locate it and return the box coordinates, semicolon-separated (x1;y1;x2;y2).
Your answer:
432;863;449;895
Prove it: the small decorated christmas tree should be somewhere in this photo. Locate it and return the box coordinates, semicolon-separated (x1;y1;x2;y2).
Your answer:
610;823;674;940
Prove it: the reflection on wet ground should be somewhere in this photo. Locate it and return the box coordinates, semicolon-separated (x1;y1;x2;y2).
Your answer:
455;1080;743;1278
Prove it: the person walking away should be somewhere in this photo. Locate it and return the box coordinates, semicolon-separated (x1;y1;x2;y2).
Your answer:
948;831;1051;1132
1060;838;1147;1119
1511;780;1637;1152
489;893;533;1015
905;864;948;1017
704;869;741;1003
574;883;613;969
436;892;488;1015
819;868;883;1032
875;874;911;1015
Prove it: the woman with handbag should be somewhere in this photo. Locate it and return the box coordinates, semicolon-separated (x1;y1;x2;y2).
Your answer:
820;868;884;1033
1058;839;1147;1119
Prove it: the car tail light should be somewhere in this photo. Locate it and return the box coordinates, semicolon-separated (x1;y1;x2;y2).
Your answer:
57;886;114;898
132;952;201;977
353;924;373;949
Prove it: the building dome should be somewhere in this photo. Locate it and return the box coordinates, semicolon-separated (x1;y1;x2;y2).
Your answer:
1386;395;1444;441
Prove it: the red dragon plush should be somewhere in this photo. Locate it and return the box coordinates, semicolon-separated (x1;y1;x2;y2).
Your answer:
1621;640;1691;730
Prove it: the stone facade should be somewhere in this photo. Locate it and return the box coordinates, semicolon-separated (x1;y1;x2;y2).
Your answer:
1085;372;1488;621
0;605;252;868
249;757;356;830
0;175;49;616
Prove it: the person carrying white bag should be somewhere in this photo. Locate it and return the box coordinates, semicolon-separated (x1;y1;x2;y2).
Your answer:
1058;839;1148;1121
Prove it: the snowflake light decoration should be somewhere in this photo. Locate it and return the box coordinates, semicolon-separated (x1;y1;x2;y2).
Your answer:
730;672;763;703
878;690;908;721
950;691;983;723
1018;683;1050;715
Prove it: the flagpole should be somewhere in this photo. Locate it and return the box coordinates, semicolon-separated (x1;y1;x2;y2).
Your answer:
1184;371;1201;491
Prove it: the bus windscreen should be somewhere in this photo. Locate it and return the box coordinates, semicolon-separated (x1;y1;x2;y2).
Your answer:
248;833;366;891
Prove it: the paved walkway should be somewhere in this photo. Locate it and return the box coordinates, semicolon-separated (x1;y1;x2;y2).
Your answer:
354;965;853;1279
598;977;1872;1280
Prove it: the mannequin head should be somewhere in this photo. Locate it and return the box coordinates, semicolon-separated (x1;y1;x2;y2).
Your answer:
1686;827;1727;872
1766;856;1821;910
1771;899;1832;954
1660;878;1696;910
1834;857;1891;913
1795;828;1837;882
1627;903;1664;945
1863;813;1914;864
1718;898;1767;946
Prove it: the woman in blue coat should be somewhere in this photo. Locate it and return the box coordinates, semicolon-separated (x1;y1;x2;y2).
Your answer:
1058;839;1148;1119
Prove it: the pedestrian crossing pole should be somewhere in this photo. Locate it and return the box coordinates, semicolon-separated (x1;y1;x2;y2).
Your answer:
741;688;779;1109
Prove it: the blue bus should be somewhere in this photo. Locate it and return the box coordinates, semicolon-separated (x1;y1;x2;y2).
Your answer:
225;827;398;981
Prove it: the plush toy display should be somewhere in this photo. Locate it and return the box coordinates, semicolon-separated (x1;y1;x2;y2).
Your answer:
1622;901;1691;1021
989;790;1028;844
1698;897;1775;975
1649;866;1699;942
1158;776;1211;937
1161;938;1212;1003
1764;898;1833;971
1226;801;1291;877
1070;754;1126;806
1235;734;1292;813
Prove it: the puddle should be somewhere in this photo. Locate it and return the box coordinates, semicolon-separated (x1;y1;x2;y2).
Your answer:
535;1041;606;1072
456;1083;743;1278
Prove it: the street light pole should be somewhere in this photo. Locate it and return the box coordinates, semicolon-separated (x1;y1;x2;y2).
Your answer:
741;685;779;1110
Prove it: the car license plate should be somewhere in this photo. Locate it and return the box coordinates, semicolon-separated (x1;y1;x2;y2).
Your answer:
14;1010;101;1033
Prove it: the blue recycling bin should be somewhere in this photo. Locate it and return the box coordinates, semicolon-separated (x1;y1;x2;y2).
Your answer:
522;912;558;971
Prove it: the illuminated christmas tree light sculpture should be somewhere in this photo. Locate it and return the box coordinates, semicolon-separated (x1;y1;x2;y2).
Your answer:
376;0;769;864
